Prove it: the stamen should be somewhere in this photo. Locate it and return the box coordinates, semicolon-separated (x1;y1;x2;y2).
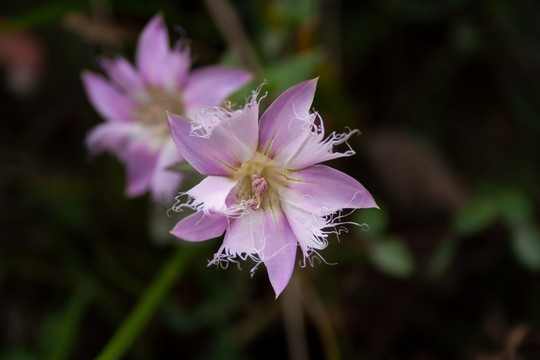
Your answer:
249;175;268;210
251;175;267;197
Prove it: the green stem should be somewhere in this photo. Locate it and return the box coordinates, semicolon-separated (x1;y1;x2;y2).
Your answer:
96;246;189;360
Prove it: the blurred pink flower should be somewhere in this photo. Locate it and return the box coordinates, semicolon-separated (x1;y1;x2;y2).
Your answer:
82;14;252;201
168;78;377;297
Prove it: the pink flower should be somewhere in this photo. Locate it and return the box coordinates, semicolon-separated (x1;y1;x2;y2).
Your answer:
168;78;378;297
82;14;252;201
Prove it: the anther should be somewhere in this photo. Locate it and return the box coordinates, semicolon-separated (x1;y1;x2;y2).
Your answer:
251;174;267;197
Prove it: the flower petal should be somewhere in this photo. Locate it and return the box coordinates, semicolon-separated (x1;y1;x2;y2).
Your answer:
82;71;135;122
135;15;169;86
217;209;297;297
258;209;298;297
100;57;144;92
283;165;378;216
187;176;239;214
167;102;259;175
281;202;330;257
149;140;185;201
86;122;137;155
258;78;318;158
183;66;252;114
162;46;191;92
277;127;359;169
170;212;228;242
219;210;267;256
124;139;160;197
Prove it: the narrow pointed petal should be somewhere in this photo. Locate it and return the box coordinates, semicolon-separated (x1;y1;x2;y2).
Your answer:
218;209;297;296
100;57;144;91
283;165;378;216
258;210;298;297
171;212;228;242
149;140;185;201
281;202;330;256
258;78;318;158
162;46;191;92
167;102;259;175
183;66;252;113
124;140;160;197
278;128;359;169
82;71;135;122
135;15;169;86
187;176;239;214
219;210;267;256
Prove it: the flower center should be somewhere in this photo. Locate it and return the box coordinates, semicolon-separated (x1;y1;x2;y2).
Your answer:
132;87;185;137
233;152;288;211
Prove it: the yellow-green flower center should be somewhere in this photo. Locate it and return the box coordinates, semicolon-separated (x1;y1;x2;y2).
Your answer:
233;152;288;211
132;87;184;137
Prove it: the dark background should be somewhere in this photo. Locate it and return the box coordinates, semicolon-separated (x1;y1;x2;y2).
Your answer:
2;0;540;359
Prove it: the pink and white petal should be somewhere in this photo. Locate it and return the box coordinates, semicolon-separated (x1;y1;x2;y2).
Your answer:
167;104;258;175
170;212;229;242
161;48;191;93
167;113;233;175
124;139;161;198
86;122;138;155
258;209;298;297
218;210;267;257
187;175;238;214
82;71;135;122
279;128;359;169
183;66;252;113
149;140;185;201
283;165;378;216
281;202;330;257
100;57;144;91
258;78;318;158
135;14;169;86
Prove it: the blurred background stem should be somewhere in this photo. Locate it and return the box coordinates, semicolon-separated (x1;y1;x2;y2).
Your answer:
95;246;189;360
203;0;262;73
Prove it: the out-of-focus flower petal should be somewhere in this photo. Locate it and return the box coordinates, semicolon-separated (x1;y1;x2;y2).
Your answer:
183;66;252;114
135;14;169;86
149;140;185;201
124;140;160;197
187;175;239;214
162;47;191;92
100;57;144;91
82;71;135;122
283;165;378;216
86;122;137;155
168;102;259;175
171;212;229;242
258;78;317;158
258;209;298;298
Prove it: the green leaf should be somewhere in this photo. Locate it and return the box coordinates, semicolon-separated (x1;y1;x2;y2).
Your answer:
511;225;540;271
274;0;318;25
0;2;83;32
452;197;499;236
498;189;533;227
0;349;36;360
369;237;414;278
426;237;457;279
167;162;197;173
39;280;96;360
354;207;386;235
262;51;322;94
